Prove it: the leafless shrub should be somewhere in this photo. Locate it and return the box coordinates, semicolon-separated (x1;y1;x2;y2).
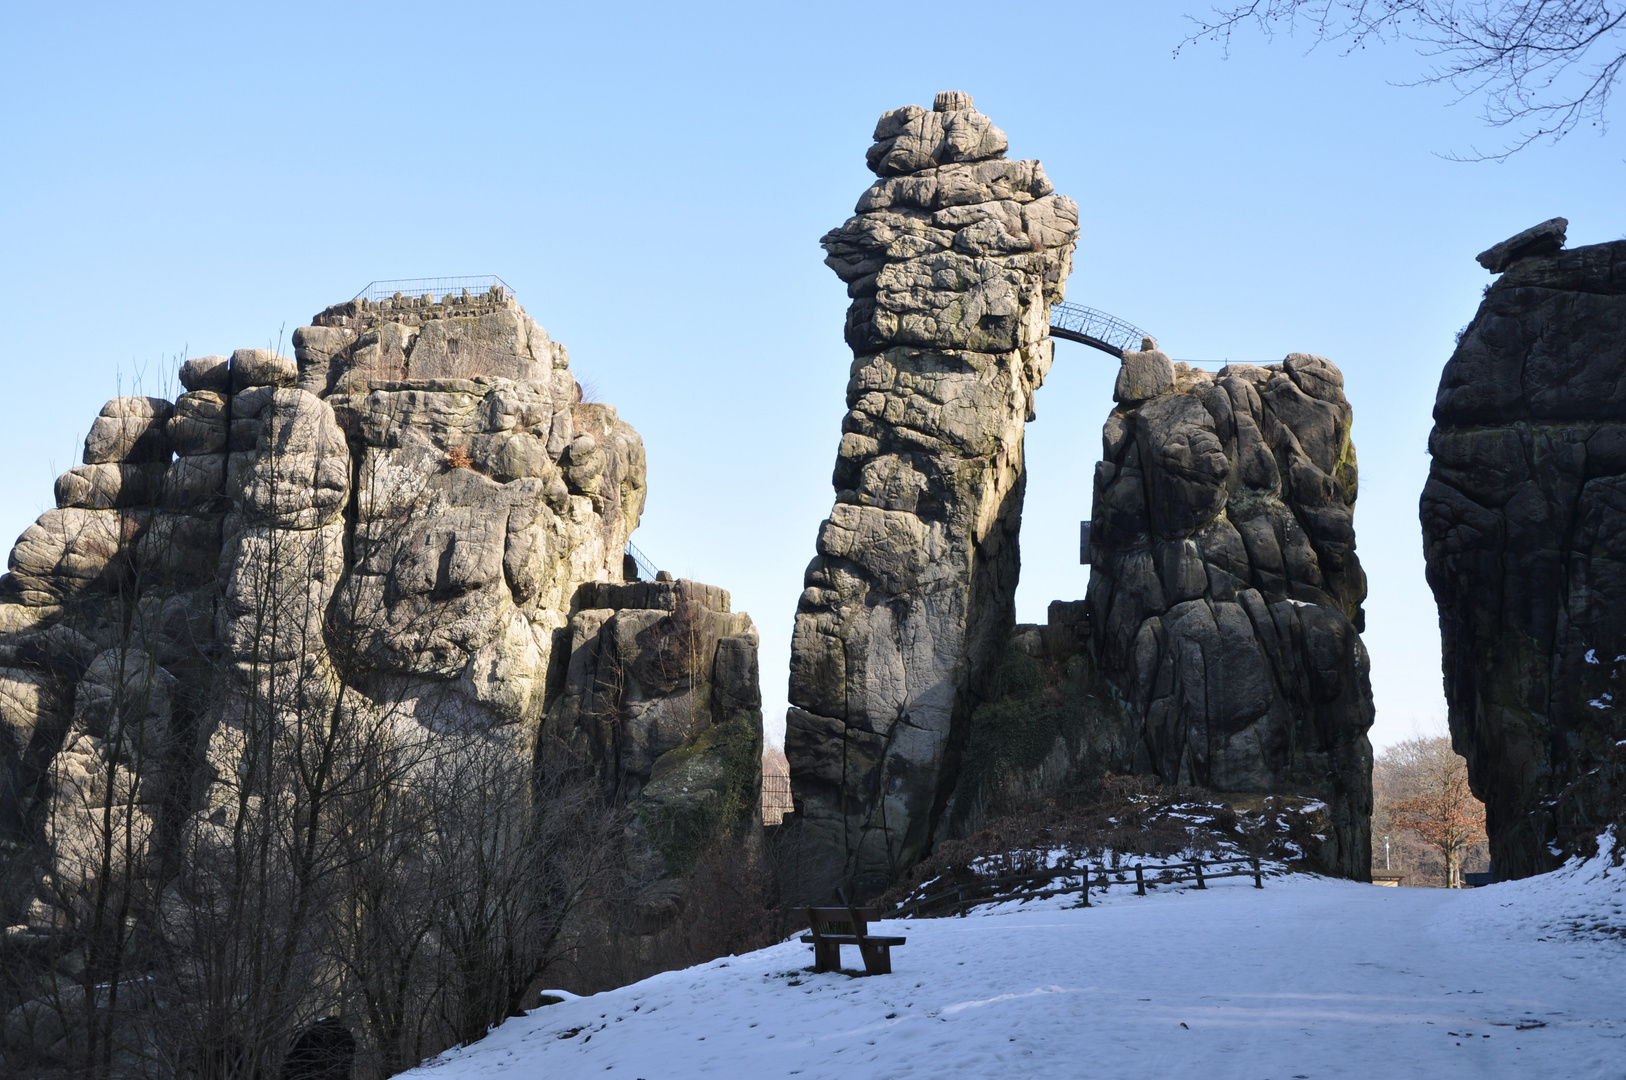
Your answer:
874;777;1324;912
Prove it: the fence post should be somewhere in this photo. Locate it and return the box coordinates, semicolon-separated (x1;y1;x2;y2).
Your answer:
1251;855;1263;889
1193;859;1205;890
1080;869;1091;907
1134;865;1145;896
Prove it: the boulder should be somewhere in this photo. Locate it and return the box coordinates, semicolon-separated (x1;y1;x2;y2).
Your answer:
166;391;228;455
179;355;231;392
229;348;297;391
82;398;173;464
6;508;148;605
1113;337;1175;404
53;463;167;510
1475;217;1567;274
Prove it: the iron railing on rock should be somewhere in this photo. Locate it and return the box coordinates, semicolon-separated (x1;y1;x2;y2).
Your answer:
353;276;516;304
624;542;659;582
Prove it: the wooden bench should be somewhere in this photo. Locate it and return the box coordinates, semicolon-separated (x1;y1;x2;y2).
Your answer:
799;906;906;975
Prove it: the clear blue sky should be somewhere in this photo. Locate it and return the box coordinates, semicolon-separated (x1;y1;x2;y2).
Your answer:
2;2;1620;752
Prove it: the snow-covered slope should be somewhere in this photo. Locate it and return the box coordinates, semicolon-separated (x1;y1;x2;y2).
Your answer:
409;838;1626;1079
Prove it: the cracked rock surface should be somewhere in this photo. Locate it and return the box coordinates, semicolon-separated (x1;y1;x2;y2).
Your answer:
540;579;763;898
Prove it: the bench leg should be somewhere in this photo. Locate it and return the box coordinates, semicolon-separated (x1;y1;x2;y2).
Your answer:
858;942;891;976
813;940;841;973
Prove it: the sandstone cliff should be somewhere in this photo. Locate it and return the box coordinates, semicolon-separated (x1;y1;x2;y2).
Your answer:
0;289;760;982
1422;220;1626;878
786;91;1079;894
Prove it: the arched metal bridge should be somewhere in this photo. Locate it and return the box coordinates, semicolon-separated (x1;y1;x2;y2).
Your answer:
1049;302;1148;358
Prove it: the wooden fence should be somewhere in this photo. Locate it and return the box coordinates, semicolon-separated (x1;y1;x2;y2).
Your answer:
890;855;1266;920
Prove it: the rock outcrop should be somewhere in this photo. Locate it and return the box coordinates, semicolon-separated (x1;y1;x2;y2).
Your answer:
292;286;566;396
1422;222;1626;878
786;91;1079;894
0;289;760;975
937;600;1128;838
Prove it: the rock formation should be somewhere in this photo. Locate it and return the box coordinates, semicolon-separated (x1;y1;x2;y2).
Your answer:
935;600;1126;837
1422;220;1626;878
0;288;760;992
1080;349;1373;876
540;578;763;912
786;91;1079;894
938;345;1376;882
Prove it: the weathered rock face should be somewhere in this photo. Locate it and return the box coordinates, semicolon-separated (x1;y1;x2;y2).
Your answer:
1421;223;1626;878
292;286;565;396
1081;352;1374;878
937;601;1130;838
786;91;1078;895
0;295;665;938
540;579;763;887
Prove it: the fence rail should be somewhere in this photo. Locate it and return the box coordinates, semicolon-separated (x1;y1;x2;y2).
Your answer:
891;856;1266;919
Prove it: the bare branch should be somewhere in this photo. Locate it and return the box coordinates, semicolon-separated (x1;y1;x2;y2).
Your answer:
1182;0;1626;155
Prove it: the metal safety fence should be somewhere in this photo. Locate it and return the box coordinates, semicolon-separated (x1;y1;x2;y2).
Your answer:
353;276;515;304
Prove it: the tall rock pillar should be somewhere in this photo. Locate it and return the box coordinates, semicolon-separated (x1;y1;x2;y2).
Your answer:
1421;220;1626;878
786;91;1078;894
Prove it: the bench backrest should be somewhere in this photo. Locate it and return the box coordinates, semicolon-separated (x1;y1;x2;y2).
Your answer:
803;906;879;938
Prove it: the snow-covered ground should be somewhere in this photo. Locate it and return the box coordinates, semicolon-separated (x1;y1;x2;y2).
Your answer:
409;837;1626;1079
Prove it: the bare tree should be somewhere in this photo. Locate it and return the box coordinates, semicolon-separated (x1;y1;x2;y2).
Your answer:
1182;1;1626;156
